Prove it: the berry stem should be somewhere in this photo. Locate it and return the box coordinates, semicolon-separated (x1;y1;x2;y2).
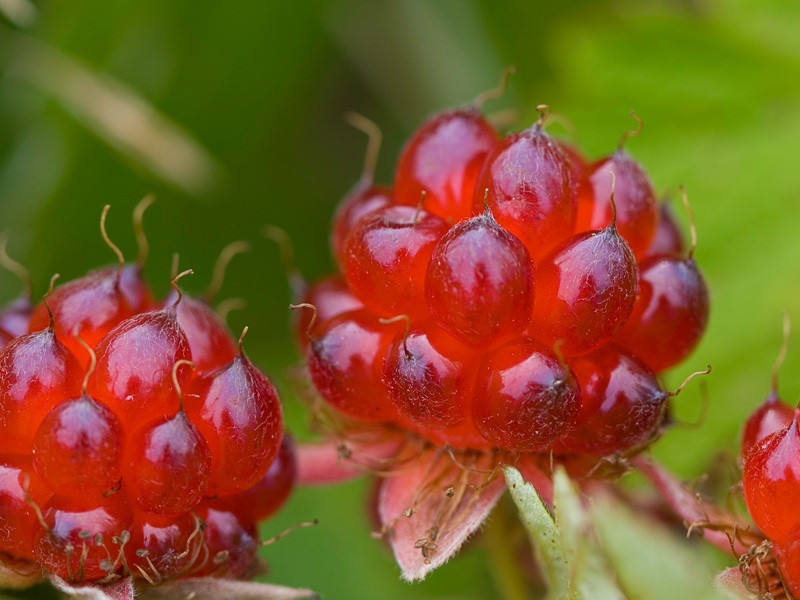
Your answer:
345;111;382;182
772;312;791;392
473;66;516;109
667;364;712;398
263;225;305;298
679;185;698;260
170;268;194;307
42;272;61;329
204;240;250;302
132;194;155;268
74;327;97;394
0;232;33;299
617;110;643;151
172;358;195;409
100;205;126;272
260;519;318;547
289;302;318;340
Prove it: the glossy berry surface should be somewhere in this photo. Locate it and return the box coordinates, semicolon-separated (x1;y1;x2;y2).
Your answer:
741;390;794;458
476;125;576;261
300;104;709;460
576;151;658;257
616;254;709;372
0;215;292;585
342;205;448;317
743;416;800;544
426;209;533;346
395;107;498;221
473;338;580;452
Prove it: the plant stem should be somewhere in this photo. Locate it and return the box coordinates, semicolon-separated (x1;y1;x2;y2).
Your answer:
484;502;530;600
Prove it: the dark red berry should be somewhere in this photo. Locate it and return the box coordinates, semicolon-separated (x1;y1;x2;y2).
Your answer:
645;202;684;258
475;124;576;261
576;151;657;257
531;224;637;356
0;328;82;454
186;351;282;496
425;209;533;346
124;410;211;517
384;322;476;431
472;338;580;451
616;254;709;373
192;505;258;578
209;434;296;523
306;310;403;423
558;345;667;455
32;394;124;497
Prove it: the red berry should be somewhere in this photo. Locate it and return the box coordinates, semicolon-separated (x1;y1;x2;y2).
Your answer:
645;202;684;258
307;310;403;423
774;528;800;598
331;184;393;265
125;511;202;583
192;505;258;578
425;209;533;346
32;394;124;497
170;293;237;373
28;268;137;366
0;295;33;343
558;345;667;455
576;151;657;257
88;308;191;431
384;322;476;431
34;492;132;582
472;338;580;451
0;328;82;454
342;206;448;317
616;253;709;372
531;224;637;356
187;351;282;496
395;107;498;221
209;434;296;523
293;275;364;352
475;124;576;261
124;410;211;517
0;456;51;560
743;413;800;544
742;390;794;459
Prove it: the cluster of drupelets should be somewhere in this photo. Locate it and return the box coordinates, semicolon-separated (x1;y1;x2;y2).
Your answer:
298;100;710;459
0;204;294;585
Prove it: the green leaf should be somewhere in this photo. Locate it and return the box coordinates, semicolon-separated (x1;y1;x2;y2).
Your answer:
503;466;626;600
590;491;731;600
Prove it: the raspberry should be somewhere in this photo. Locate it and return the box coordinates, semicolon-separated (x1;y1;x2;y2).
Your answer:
300;102;710;461
0;202;291;586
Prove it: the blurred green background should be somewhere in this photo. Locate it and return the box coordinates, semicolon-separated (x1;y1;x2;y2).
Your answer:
1;0;800;598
